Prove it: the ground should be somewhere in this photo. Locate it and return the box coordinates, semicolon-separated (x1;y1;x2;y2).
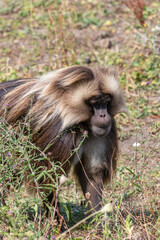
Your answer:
0;0;159;239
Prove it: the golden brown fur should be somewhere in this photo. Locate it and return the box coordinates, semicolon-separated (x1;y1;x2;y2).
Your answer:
0;66;126;129
0;65;127;220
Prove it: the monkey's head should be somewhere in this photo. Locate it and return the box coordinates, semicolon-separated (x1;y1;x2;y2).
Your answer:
12;65;128;137
36;65;128;137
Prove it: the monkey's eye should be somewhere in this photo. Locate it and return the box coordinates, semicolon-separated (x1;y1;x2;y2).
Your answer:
102;94;111;103
86;94;111;107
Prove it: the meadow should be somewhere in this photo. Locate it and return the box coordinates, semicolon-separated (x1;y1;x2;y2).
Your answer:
0;0;159;239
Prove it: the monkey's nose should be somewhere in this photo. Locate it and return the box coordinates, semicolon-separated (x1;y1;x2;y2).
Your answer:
100;114;106;118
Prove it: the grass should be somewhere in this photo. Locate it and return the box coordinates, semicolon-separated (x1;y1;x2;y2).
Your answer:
0;0;160;239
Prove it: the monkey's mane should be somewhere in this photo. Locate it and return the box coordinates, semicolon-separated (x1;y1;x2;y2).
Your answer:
0;66;127;149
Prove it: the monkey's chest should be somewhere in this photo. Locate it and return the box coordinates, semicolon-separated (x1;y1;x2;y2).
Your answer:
73;137;108;172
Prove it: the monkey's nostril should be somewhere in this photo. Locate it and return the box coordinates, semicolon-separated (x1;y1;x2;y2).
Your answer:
100;114;106;118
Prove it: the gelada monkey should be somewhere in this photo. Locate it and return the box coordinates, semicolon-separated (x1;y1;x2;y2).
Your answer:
0;66;127;227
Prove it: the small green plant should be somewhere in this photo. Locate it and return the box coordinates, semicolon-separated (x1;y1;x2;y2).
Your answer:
0;117;62;238
125;214;133;238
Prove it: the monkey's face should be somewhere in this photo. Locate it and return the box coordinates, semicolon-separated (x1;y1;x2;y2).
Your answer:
87;94;112;137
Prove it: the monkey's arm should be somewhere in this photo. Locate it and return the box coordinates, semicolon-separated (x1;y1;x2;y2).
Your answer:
75;160;104;213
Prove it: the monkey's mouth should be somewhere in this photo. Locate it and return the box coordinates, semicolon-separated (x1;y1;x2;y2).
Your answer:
91;125;111;137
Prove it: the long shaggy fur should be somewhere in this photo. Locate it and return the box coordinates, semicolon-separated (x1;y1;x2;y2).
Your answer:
0;65;127;211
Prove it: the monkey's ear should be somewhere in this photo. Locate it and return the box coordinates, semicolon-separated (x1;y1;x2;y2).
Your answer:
57;66;94;88
110;93;129;116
